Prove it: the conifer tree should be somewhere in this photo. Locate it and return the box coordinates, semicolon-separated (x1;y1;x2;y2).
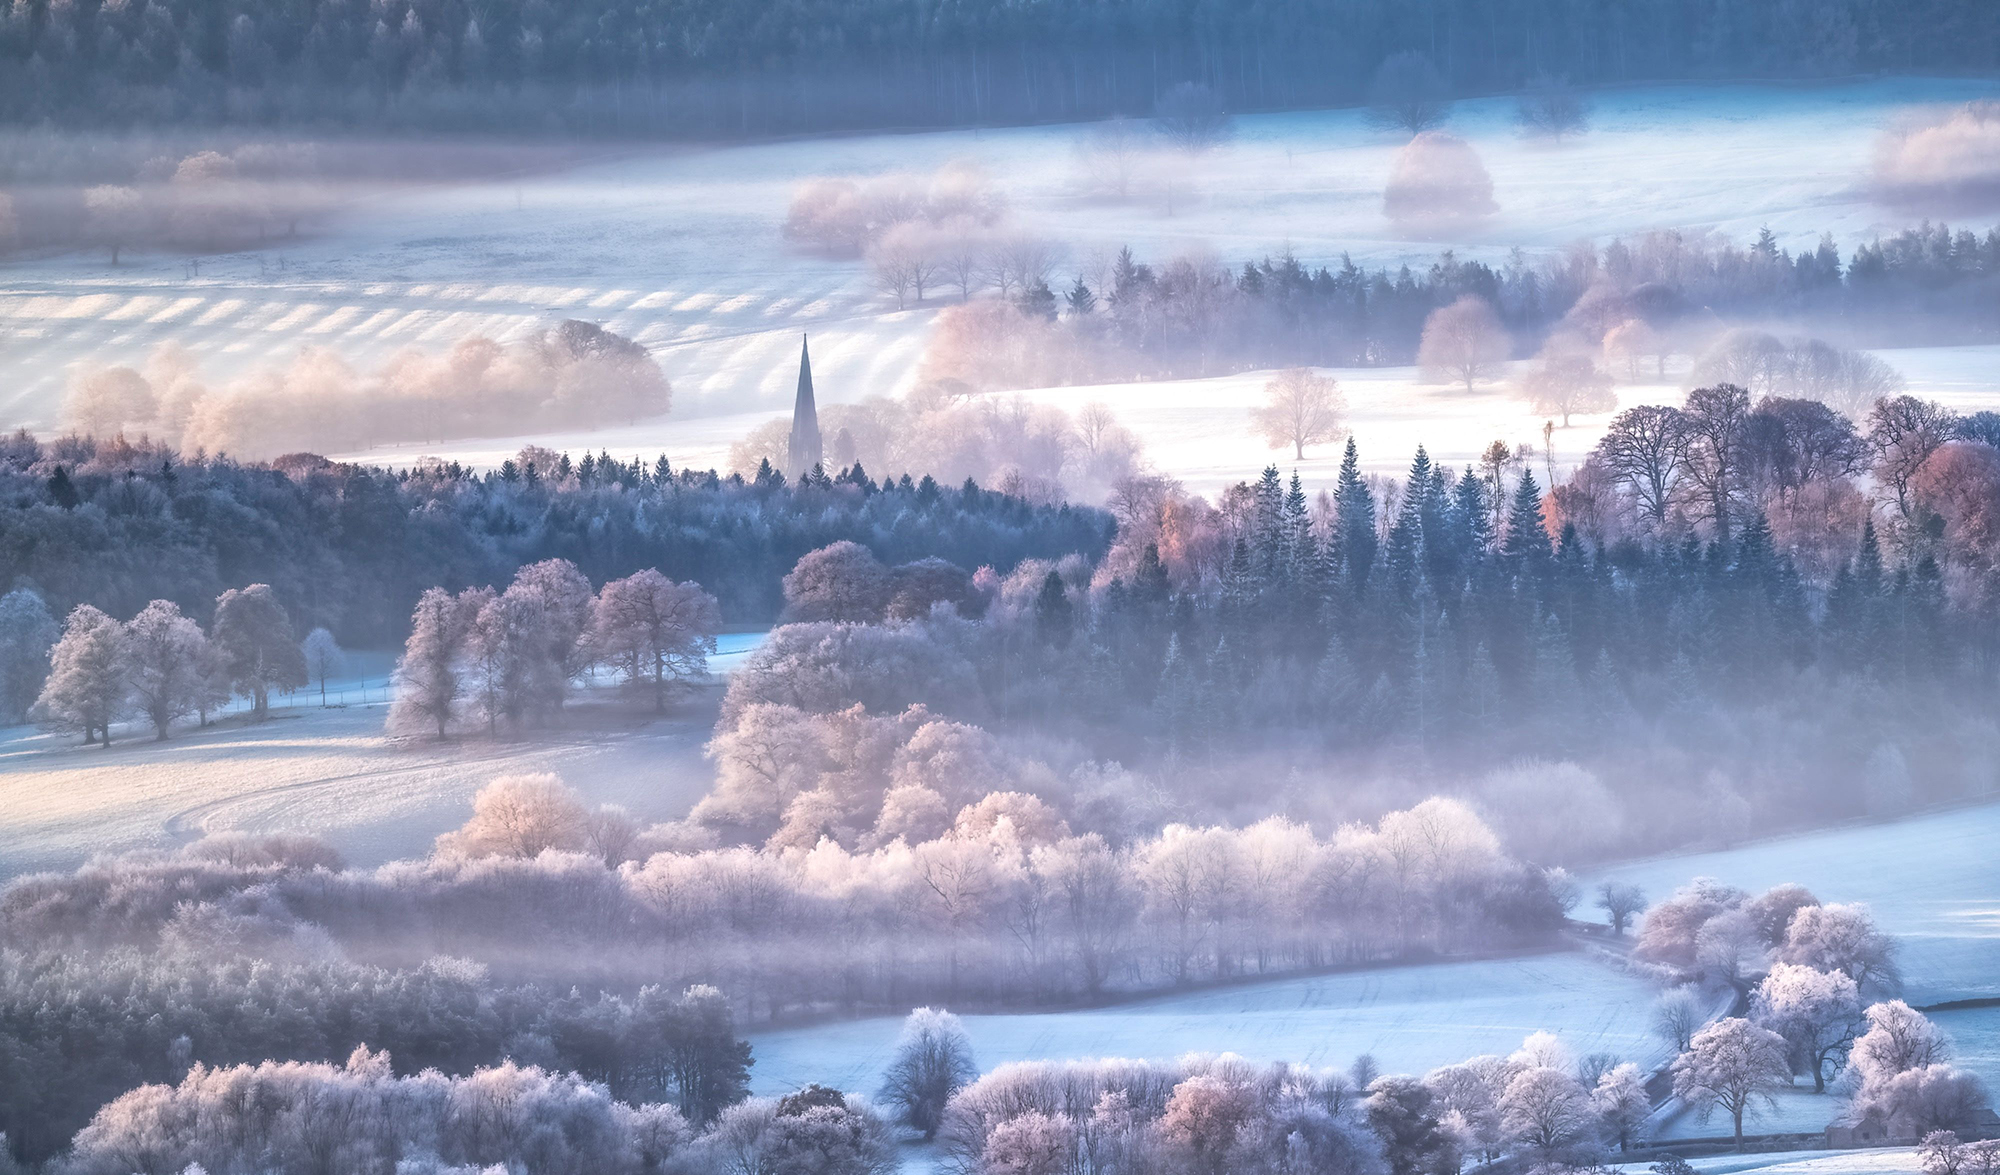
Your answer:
1334;438;1377;593
1502;470;1553;563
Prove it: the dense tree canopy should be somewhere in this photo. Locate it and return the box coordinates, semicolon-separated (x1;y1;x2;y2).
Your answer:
3;0;1994;134
0;435;1112;647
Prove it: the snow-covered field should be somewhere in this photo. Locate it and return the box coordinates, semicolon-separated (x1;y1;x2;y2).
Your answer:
0;631;764;879
1586;801;2000;1006
5;77;1999;489
1584;799;2000;1141
1613;1148;1923;1175
745;951;1665;1099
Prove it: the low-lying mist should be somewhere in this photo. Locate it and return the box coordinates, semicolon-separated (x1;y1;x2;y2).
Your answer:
62;320;670;457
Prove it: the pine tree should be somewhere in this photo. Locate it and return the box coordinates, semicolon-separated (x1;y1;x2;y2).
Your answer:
47;466;80;509
1034;570;1074;648
1334;437;1377;593
1065;276;1096;315
1502;470;1553;563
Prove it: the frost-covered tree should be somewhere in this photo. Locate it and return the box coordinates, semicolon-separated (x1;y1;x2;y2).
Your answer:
0;585;58;724
1670;1017;1791;1147
32;604;129;746
782;541;895;622
1499;1065;1594;1167
508;558;596;705
1598;882;1646;936
880;1007;978;1140
1418;297;1509;395
389;587;476;738
1850;1001;1952;1093
1751;963;1862;1092
434;773;589;858
590;569;721;711
1367;1075;1454;1175
1252;367;1346;459
704;1087;896;1175
66;1047;692;1175
120;599;212;740
211;583;306;719
1777;903;1900;995
300;626;343;705
1591;1063;1650;1152
982;1109;1077;1175
1518;351;1615;427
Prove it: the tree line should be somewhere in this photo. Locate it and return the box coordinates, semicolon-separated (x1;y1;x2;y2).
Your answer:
5;0;1993;135
0;431;1111;653
921;221;2000;395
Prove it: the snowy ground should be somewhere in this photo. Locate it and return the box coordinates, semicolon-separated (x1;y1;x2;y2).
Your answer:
1583;801;2000;1007
0;631;764;879
5;76;1998;472
1612;1148;1922;1175
745;951;1666;1099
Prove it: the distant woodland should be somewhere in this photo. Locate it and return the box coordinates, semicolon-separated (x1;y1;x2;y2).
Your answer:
2;0;1995;134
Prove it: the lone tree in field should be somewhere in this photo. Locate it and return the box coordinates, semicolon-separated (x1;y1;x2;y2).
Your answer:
879;1007;977;1140
32;603;129;746
211;584;306;720
1368;52;1453;135
1519;351;1616;426
300;627;343;706
1598;882;1646;935
84;184;145;265
1252;368;1347;458
1517;74;1591;140
1671;1017;1791;1147
121;599;213;740
1419;296;1510;394
1154;82;1232;156
590;569;721;711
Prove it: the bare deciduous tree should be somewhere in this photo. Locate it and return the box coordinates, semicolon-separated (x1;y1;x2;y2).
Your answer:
1251;368;1347;458
1368;51;1453;135
1516;74;1591;140
1518;351;1616;426
1418;296;1511;394
879;1007;977;1140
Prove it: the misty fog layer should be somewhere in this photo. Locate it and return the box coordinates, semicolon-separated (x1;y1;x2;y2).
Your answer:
61;320;669;457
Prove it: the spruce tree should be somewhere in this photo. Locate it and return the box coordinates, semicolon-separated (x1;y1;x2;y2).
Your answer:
1334;437;1377;593
1502;470;1553;563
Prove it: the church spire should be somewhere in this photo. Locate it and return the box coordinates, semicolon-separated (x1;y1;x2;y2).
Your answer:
786;334;823;480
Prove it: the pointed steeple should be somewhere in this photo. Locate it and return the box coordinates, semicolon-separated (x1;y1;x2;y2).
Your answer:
786;334;823;480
